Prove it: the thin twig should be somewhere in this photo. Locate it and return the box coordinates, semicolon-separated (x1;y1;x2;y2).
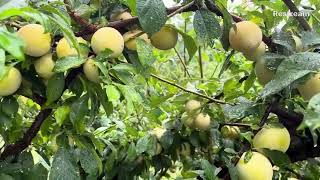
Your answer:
168;1;195;18
221;122;252;128
198;47;203;81
183;20;187;77
174;48;191;77
259;96;280;127
281;0;312;31
150;74;230;105
259;104;273;127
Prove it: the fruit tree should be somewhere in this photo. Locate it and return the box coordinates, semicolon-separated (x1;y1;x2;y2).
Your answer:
1;0;320;179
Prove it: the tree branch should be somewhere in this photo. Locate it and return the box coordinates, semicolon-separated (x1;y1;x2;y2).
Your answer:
167;0;195;18
150;74;230;105
281;0;312;31
0;109;52;159
70;0;276;51
0;68;82;159
75;3;199;36
259;97;280;127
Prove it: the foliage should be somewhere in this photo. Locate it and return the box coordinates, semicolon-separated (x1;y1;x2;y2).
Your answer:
0;0;320;179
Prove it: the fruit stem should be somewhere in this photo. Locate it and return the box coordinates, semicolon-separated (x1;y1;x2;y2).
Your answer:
174;48;191;77
198;46;203;81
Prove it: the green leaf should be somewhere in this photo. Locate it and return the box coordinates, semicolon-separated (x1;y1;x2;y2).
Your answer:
301;31;320;48
201;159;220;180
74;4;96;18
0;174;14;180
106;85;120;102
0;7;49;27
49;148;80;180
124;0;137;15
111;63;137;74
1;97;19;116
94;85;113;116
54;105;71;126
0;26;25;61
116;84;142;104
79;148;102;176
46;73;65;105
136;0;167;34
244;151;253;163
54;56;86;72
272;31;295;55
159;131;173;150
227;164;238;180
299;94;320;140
40;5;71;25
216;1;232;50
70;94;89;134
223;98;256;119
260;149;291;168
223;77;243;100
136;38;156;67
125;143;137;162
47;14;80;57
261;52;320;98
175;28;197;60
136;134;155;155
244;69;256;93
193;9;221;46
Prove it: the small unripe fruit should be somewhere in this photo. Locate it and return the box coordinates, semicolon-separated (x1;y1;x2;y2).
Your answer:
91;27;124;57
83;59;100;83
152;127;166;141
243;42;266;61
194;113;211;130
253;127;290;152
150;25;178;50
297;73;320;101
229;21;262;53
288;178;298;180
255;58;274;85
34;53;55;79
236;151;273;180
0;67;22;96
181;112;194;127
185;100;201;115
56;37;88;58
221;125;240;139
123;30;150;50
17;24;51;57
292;35;302;52
110;11;132;21
155;142;162;155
